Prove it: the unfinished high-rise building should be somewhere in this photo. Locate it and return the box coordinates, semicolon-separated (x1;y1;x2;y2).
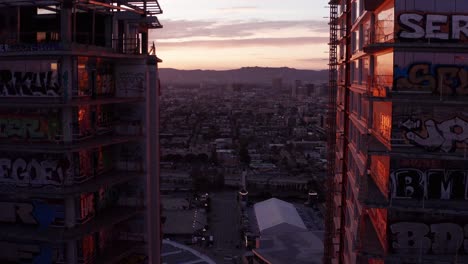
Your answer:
325;0;468;263
0;1;163;263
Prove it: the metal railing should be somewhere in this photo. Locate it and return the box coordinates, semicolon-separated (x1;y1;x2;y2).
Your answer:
112;38;141;54
364;22;395;46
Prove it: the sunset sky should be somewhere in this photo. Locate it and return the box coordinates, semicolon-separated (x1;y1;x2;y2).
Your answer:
154;0;329;70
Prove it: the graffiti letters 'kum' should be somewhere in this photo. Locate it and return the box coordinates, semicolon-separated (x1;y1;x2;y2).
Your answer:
400;117;468;152
395;63;468;95
0;70;61;97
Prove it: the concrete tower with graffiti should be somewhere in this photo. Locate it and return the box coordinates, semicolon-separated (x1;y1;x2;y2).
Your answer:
0;1;163;263
326;0;468;263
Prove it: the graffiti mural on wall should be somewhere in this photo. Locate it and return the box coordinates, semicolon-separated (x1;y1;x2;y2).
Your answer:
0;115;60;140
118;72;145;94
0;156;71;186
0;70;61;96
400;116;468;152
0;200;64;229
397;13;468;41
115;65;146;97
390;168;468;200
394;63;468;95
390;222;468;255
393;105;468;153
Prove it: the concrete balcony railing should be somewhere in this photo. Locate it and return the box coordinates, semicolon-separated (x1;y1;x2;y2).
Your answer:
0;32;148;56
0;32;62;53
365;30;395;46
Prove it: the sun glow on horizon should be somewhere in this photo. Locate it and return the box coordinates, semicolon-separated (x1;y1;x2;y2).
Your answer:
155;0;330;70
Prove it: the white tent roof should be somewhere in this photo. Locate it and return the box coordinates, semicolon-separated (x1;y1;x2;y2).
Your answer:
254;198;307;235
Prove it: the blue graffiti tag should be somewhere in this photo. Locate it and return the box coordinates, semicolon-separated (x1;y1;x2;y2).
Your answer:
33;245;53;264
32;200;64;229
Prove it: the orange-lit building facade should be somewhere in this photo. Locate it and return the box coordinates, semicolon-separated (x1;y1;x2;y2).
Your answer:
326;0;468;263
0;1;162;264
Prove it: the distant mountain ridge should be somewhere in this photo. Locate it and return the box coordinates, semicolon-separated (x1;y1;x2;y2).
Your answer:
158;67;328;84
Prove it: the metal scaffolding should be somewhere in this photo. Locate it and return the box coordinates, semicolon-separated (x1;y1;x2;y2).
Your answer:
324;1;339;263
0;0;162;16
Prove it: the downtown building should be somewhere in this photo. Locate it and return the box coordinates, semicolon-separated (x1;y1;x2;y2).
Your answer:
325;0;468;263
0;1;162;263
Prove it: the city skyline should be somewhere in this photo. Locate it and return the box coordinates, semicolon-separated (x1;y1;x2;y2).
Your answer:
155;0;329;70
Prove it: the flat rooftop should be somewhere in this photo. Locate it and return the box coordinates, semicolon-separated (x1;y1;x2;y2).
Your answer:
162;240;215;264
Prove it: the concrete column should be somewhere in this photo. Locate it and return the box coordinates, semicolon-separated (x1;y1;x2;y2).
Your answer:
91;9;96;45
61;56;73;143
64;197;76;228
16;7;20;42
66;240;78;264
61;0;73;44
105;16;113;48
146;57;161;264
65;152;74;185
61;107;73;143
142;32;148;54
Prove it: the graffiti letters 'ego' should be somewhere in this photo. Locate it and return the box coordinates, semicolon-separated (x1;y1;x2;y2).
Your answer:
395;63;468;95
0;157;70;186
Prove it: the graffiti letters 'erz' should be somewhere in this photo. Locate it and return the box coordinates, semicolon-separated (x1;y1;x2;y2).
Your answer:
0;158;70;186
391;222;468;255
400;117;468;152
399;14;468;40
391;168;468;200
0;117;60;140
395;63;468;95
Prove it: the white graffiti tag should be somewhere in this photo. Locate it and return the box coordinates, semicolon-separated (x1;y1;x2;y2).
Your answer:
0;158;70;186
401;117;468;152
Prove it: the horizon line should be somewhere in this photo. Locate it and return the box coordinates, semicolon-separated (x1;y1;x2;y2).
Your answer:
158;66;328;71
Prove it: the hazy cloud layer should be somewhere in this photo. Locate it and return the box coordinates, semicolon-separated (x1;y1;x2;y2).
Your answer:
297;58;328;62
151;19;328;40
156;37;328;48
217;6;258;12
